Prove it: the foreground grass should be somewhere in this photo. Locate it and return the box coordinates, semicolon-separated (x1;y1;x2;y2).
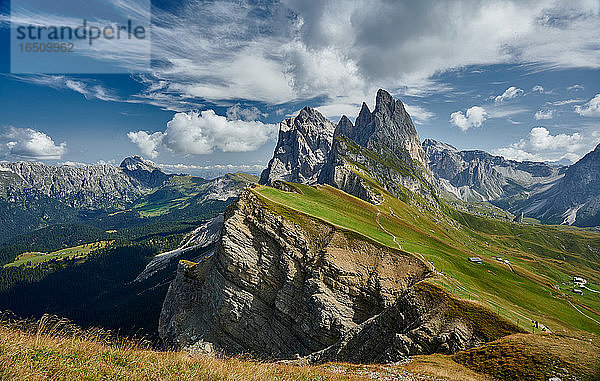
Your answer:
0;316;359;381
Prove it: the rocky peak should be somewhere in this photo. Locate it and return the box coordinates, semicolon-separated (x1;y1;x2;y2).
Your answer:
259;107;335;185
334;115;354;139
120;155;159;173
120;156;169;188
337;89;429;169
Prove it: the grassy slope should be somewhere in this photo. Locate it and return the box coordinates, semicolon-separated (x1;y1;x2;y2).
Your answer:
252;183;600;335
4;241;112;268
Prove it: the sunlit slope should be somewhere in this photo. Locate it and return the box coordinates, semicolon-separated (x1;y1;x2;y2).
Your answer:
252;183;600;335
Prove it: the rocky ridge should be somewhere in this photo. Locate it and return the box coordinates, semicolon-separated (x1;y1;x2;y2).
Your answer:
422;138;565;202
159;189;521;362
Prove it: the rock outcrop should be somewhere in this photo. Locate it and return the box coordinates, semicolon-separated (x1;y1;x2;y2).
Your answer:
159;190;521;362
134;214;224;283
259;107;335;185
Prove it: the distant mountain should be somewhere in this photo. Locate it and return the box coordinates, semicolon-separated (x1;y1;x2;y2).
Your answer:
0;158;257;240
514;144;600;226
422;139;565;202
423;139;600;227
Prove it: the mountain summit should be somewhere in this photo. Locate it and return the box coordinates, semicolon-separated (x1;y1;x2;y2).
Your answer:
339;89;428;168
261;89;433;203
259;106;335;185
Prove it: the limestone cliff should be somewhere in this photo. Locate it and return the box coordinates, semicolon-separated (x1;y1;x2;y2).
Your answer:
159;189;521;362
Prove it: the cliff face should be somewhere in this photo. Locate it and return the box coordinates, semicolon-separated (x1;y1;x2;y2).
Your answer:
320;90;434;204
159;190;521;362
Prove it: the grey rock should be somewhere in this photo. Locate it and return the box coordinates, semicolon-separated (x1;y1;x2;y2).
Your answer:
134;214;224;283
518;143;600;226
159;189;430;359
422;138;565;202
259;107;335;185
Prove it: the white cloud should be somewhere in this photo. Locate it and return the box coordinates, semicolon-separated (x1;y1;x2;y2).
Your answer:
532;85;544;93
574;94;600;117
493;126;599;162
549;98;585;106
493;147;542;162
450;106;487;131
1;126;67;160
315;103;362;120
534;109;554;120
567;84;585;91
494;86;524;102
128;110;277;156
404;105;435;123
127;131;164;159
7;1;600;110
526;127;582;151
14;75;120;102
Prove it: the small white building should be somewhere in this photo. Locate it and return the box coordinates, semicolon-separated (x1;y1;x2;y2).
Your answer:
573;288;584;295
574;276;587;285
468;257;482;264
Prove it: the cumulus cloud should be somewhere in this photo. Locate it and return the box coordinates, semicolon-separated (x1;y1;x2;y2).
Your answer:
128;110;277;156
450;106;488;131
1;126;67;160
534;109;554;120
574;94;600;117
127;131;164;158
494;86;524;102
531;85;544;93
493;126;599;162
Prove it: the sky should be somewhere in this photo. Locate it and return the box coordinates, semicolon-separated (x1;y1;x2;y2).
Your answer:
0;0;599;177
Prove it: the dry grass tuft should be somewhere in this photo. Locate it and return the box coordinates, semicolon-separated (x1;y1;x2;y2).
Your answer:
0;313;362;380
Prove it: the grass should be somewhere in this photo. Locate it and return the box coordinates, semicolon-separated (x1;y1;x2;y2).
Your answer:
252;183;600;335
4;241;112;268
452;332;600;380
0;314;362;381
2;314;596;381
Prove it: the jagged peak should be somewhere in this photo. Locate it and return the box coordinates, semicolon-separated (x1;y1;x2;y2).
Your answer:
375;88;395;111
334;114;354;138
120;156;161;173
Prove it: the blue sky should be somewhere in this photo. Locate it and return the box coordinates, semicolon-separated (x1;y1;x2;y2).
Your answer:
0;0;599;176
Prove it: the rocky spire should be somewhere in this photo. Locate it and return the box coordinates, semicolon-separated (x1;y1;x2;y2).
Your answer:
335;89;429;169
259;106;335;185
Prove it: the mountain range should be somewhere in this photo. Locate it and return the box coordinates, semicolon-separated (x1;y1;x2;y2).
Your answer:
157;89;599;368
0;89;599;376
